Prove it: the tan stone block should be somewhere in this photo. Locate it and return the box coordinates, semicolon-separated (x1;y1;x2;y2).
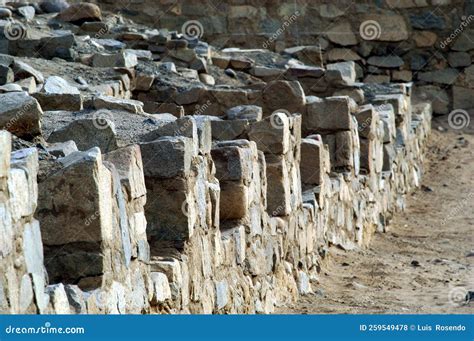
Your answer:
266;156;291;216
262;81;306;117
220;182;249;220
248;114;290;155
104;145;146;200
304;96;352;134
38;148;113;245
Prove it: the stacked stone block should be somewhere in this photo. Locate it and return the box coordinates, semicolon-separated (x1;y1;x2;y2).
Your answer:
0;81;432;315
0;1;436;315
0;131;48;314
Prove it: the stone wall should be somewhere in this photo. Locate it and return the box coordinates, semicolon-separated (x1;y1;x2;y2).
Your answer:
91;0;474;115
0;85;432;314
0;2;432;314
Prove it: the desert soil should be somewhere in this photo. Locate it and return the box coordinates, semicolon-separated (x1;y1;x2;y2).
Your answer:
279;116;474;314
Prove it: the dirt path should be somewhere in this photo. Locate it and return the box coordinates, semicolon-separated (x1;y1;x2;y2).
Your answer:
279;117;474;314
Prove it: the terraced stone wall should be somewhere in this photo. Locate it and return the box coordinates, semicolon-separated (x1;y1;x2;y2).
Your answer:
92;0;474;115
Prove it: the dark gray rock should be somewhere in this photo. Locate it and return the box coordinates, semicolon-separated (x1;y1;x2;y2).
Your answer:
0;8;12;19
47;118;118;153
448;52;471;68
0;91;43;138
140;136;193;179
410;13;445;30
12;60;44;84
39;33;76;60
418;68;459;85
452;29;474;52
226;105;262;121
367;55;404;68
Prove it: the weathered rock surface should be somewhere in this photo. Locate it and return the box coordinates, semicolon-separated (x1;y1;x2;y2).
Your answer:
0;92;43;138
262;81;306;116
47;118;118;153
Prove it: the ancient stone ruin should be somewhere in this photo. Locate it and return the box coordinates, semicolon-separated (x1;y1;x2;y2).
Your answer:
0;1;436;314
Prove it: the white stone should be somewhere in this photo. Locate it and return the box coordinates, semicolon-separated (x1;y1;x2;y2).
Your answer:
47;283;71;314
7;168;30;221
0;204;13;257
19;274;34;313
215;280;228;310
150;272;171;304
297;270;312;294
10;148;38;216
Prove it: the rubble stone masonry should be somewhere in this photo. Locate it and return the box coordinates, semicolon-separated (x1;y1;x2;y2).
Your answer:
0;1;434;314
91;0;474;115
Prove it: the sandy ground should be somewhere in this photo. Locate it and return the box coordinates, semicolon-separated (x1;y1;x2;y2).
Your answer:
278;116;474;314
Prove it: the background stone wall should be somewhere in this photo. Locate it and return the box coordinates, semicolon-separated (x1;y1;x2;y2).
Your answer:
90;0;474;115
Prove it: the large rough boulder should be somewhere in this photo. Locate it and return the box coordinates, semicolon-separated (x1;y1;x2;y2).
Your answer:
47;118;118;153
262;80;306;116
300;138;328;186
326;61;356;85
33;76;82;111
43;76;80;94
12;60;44;84
247;114;290;154
140;136;193;179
